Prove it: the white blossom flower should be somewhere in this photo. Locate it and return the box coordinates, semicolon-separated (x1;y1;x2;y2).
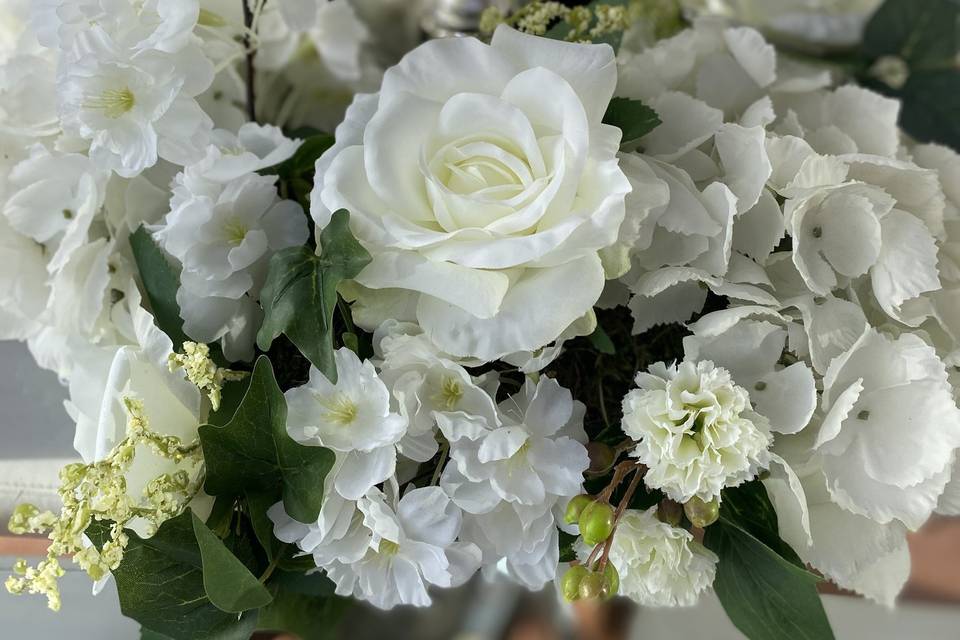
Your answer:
56;27;213;177
285;348;407;501
622;360;772;503
579;506;717;607
155;169;308;360
312;25;630;361
323;485;481;610
442;377;589;508
813;328;960;529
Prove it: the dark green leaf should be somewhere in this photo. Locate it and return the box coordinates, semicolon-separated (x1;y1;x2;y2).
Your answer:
130;226;190;350
719;481;803;567
859;0;960;150
587;324;616;355
704;521;834;640
140;628;175;640
199;356;335;523
258;589;349;640
603;97;661;143
558;530;578;563
245;489;283;561
256;210;371;381
191;512;272;613
271;570;338;597
862;0;959;70
86;514;259;640
260;133;335;179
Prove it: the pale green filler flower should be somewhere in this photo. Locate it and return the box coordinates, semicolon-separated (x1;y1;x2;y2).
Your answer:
5;398;203;611
168;341;247;410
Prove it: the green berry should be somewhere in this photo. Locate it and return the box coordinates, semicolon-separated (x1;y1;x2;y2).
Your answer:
586;442;615;474
578;571;605;600
564;494;594;525
560;565;589;602
684;495;720;528
579;501;616;546
656;499;683;526
601;562;619;599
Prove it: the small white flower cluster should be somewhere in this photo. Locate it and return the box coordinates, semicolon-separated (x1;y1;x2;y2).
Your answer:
613;17;960;607
268;326;591;608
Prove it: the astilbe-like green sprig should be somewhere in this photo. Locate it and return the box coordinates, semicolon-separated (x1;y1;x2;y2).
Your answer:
4;398;203;611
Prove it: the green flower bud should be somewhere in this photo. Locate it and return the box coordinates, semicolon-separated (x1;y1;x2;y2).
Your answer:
586;442;615;474
564;494;594;526
578;571;605;600
579;501;615;546
656;499;683;526
601;562;619;599
560;564;589;602
684;495;720;528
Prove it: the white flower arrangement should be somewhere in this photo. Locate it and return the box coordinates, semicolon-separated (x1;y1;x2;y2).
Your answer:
2;0;959;638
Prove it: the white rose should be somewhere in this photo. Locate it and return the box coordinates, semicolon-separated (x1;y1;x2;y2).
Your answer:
312;25;631;361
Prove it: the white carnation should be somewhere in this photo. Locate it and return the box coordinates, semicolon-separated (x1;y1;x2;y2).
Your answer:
581;506;717;607
622;360;772;503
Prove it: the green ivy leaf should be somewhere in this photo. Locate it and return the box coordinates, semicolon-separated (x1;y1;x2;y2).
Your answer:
256;209;371;381
603;97;661;143
704;520;834;640
198;356;335;523
86;514;259;640
257;589;349;640
129;226;190;350
859;0;960;149
191;512;272;613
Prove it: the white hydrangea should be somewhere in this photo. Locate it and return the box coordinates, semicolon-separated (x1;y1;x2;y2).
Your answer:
581;506;718;607
622;360;772;503
285;347;407;501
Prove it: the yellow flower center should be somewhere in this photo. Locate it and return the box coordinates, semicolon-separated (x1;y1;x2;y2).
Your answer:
86;87;135;119
322;394;359;426
435;376;464;411
378;539;400;556
223;219;249;246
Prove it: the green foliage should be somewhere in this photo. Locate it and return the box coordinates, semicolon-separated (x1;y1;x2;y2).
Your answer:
262;133;335;179
86;514;259;640
859;0;960;149
129;226;190;351
587;324;616;355
603;97;661;143
198;356;335;523
256;210;371;381
258;589;349;640
192;513;272;613
703;482;834;640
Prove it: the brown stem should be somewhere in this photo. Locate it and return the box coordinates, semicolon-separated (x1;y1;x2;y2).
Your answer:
597;460;636;503
598;463;645;572
241;0;257;123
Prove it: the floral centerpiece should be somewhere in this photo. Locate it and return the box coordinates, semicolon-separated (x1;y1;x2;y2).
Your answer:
2;0;960;638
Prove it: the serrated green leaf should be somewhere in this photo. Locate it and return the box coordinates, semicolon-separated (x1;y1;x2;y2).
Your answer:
191;512;272;613
256;210;371;381
603;97;661;143
704;520;834;640
86;514;259;640
257;589;348;640
199;356;335;523
130;226;190;350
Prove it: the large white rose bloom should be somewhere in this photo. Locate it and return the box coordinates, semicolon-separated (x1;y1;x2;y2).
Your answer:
622;360;772;503
311;25;631;361
579;506;718;607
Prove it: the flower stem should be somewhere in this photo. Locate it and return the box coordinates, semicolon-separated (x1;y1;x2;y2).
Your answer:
241;0;257;123
430;441;449;486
